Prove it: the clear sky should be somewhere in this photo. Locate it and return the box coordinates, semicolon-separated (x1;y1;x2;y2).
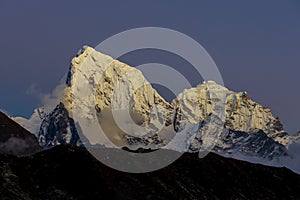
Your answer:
0;0;299;134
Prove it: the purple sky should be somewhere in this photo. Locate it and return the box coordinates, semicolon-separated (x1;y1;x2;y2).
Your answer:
0;0;299;134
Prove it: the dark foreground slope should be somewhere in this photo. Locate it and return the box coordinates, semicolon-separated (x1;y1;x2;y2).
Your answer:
0;145;300;200
0;112;41;155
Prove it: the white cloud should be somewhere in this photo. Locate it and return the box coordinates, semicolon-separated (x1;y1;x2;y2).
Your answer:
15;74;68;135
40;82;66;113
26;74;68;113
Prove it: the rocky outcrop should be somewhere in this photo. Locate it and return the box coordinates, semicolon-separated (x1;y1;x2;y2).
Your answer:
38;103;81;148
172;81;289;145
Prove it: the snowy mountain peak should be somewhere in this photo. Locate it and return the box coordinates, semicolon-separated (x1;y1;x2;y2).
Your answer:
8;46;292;160
48;46;173;149
8;45;300;174
172;79;288;143
37;46;290;149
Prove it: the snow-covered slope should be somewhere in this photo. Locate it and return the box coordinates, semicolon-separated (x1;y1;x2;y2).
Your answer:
62;46;174;149
171;81;290;160
172;81;289;145
13;108;45;137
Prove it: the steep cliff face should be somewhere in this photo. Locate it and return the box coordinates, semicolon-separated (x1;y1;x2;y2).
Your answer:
224;91;288;144
64;46;173;120
36;46;291;161
38;103;81;148
172;81;288;145
41;46;174;149
171;80;290;159
212;129;288;160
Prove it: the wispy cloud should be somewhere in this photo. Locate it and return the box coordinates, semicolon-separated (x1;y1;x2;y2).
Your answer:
26;74;67;113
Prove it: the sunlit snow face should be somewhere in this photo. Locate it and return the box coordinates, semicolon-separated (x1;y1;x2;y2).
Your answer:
70;27;225;173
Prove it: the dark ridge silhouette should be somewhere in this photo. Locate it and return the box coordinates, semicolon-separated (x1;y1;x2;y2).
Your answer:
0;112;41;155
0;145;299;200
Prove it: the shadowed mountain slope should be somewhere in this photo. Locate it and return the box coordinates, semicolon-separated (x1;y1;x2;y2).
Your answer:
0;112;41;155
0;145;299;200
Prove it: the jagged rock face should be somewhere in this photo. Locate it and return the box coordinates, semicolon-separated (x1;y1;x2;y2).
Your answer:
171;81;289;158
172;81;289;145
213;129;289;160
0;112;41;156
61;46;173;148
225;92;287;142
64;46;173;119
174;112;288;160
172;81;228;134
38;103;81;148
